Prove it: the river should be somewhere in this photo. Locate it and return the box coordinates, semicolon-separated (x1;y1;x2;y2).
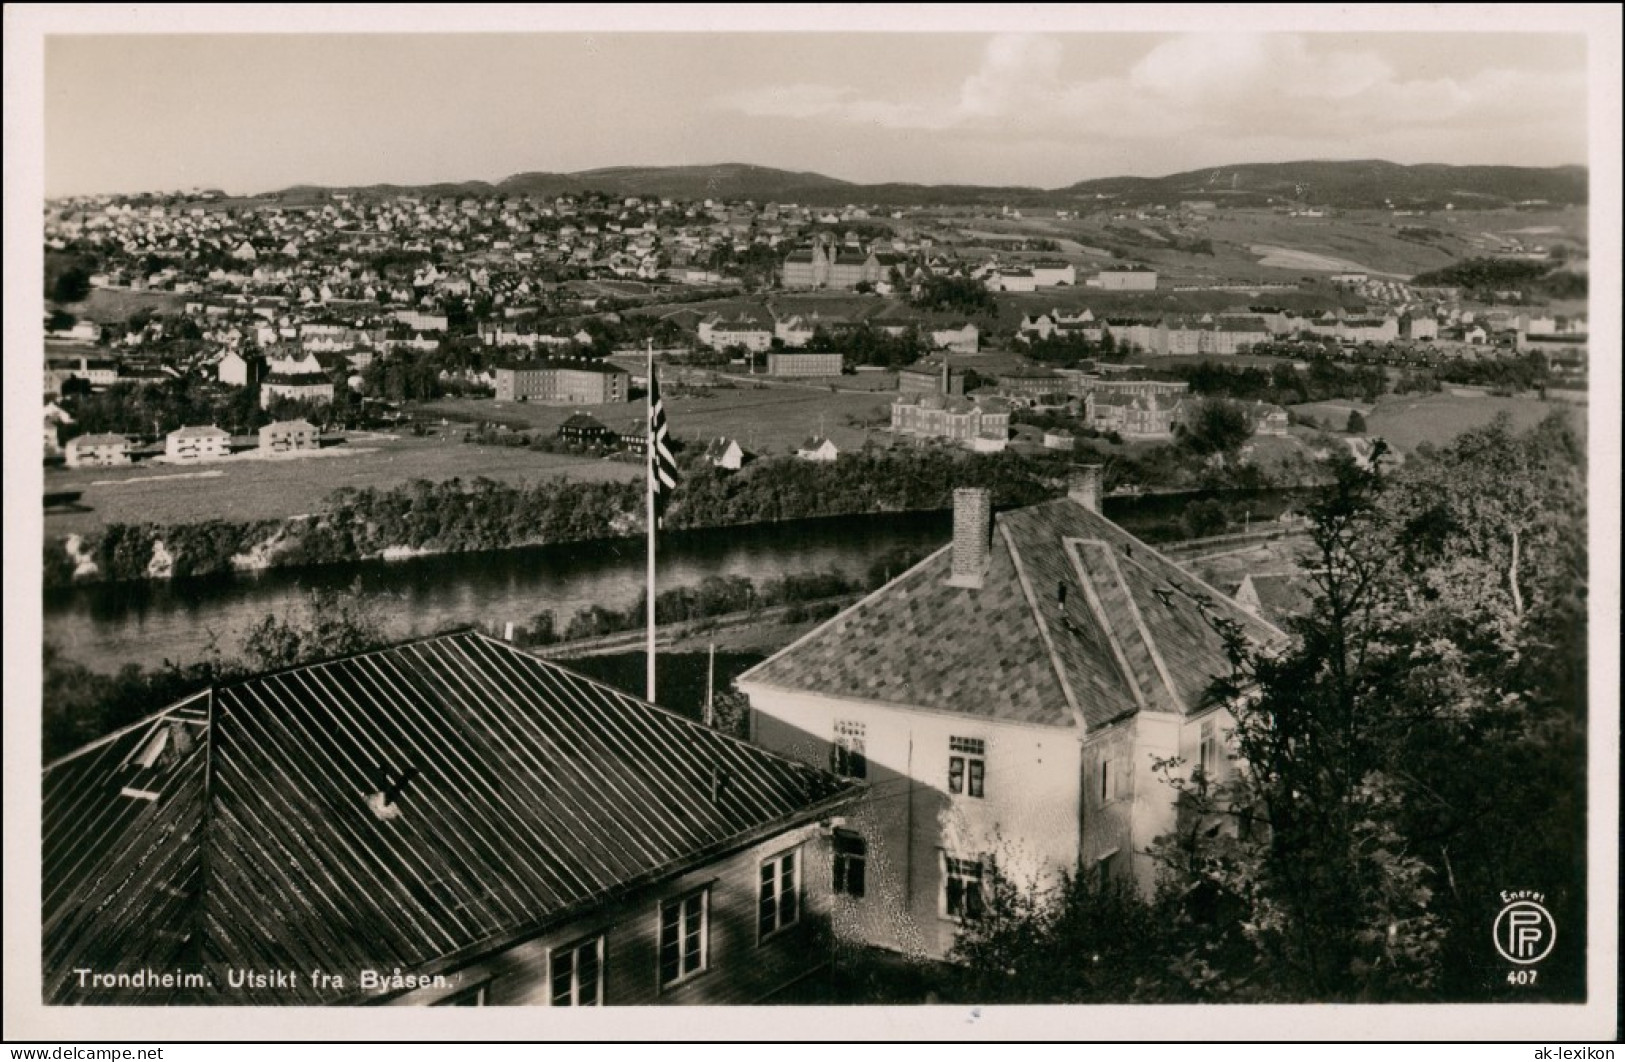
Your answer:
42;490;1306;673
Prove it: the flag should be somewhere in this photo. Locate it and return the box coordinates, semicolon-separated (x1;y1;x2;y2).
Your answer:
649;365;679;522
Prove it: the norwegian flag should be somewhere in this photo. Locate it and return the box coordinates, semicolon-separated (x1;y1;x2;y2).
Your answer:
648;365;679;522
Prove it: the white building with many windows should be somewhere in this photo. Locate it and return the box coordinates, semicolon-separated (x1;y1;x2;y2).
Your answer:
737;472;1281;960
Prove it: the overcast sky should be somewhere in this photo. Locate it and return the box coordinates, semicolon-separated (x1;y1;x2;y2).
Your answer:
42;22;1591;197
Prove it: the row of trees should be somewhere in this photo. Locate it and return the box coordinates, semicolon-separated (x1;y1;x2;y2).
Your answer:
519;548;932;646
944;412;1586;1002
46;448;1072;588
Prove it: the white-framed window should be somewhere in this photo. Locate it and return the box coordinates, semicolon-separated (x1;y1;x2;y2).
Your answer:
832;719;867;779
548;934;604;1006
1198;718;1220;781
941;853;987;921
947;736;985;799
658;888;709;990
433;981;492;1006
758;847;802;940
832;829;866;898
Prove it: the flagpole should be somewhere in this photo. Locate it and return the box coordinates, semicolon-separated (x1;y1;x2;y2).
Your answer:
646;340;657;703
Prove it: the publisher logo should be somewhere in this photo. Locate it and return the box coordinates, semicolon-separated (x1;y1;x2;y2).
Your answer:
1493;896;1556;965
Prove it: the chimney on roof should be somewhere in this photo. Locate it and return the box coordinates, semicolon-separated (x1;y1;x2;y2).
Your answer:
948;487;992;589
1069;465;1103;513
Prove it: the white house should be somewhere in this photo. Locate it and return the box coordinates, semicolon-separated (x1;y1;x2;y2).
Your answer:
259;418;320;454
737;471;1282;960
704;437;747;471
65;433;132;468
165;424;231;463
795;436;840;463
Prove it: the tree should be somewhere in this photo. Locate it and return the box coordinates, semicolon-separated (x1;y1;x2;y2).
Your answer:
50;265;92;304
238;582;387;672
1155;448;1448;1000
947;859;1172;1002
1178;399;1252;456
1151;415;1587;1001
1346;409;1367;433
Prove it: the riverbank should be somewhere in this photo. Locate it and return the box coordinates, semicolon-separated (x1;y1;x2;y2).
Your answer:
45;441;1315;591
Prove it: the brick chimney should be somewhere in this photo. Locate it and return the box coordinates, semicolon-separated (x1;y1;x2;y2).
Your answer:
1069;465;1103;513
948;487;992;588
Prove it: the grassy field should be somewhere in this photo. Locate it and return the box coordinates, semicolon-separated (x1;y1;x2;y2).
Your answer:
1288;391;1579;455
66;287;186;324
421;383;897;456
42;429;640;535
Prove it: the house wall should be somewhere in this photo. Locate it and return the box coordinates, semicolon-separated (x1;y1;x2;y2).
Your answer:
388;821;835;1006
742;684;1081;960
166;435;228;461
1080;719;1140;884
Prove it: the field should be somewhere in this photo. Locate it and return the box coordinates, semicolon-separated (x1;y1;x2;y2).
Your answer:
42;429;640;535
420;382;898;456
1290;390;1579;454
66;286;186;324
925;206;1587;288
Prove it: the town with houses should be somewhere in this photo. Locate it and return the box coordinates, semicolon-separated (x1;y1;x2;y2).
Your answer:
36;166;1593;1011
42;184;1587;470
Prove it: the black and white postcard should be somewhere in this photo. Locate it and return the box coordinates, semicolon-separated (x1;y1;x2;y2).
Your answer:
5;4;1619;1043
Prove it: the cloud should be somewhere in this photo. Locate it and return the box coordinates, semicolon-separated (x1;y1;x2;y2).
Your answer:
713;32;1587;170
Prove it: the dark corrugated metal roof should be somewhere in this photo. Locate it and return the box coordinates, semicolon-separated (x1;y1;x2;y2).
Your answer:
43;632;856;1004
741;497;1283;731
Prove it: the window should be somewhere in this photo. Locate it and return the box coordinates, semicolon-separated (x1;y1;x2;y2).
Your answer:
1095;849;1121;889
948;736;985;799
942;854;986;921
831;720;867;779
549;935;603;1006
658;889;709;989
1100;754;1126;805
758;848;802;940
832;830;866;898
433;982;491;1006
1198;718;1220;781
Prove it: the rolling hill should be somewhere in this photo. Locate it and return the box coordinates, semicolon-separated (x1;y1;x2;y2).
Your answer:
274;160;1587;210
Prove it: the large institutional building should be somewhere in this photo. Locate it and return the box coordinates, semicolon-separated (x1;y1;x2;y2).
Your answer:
782;239;883;290
494;359;631;404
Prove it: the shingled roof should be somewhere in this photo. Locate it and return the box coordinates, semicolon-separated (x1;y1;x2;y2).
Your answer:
739;495;1283;731
43;631;857;1005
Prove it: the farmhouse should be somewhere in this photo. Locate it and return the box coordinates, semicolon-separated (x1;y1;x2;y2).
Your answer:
738;474;1282;959
43;632;859;1005
557;412;612;445
796;436;841;463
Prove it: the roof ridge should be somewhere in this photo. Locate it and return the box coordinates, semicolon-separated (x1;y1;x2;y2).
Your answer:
999;520;1085;732
43;689;211;773
1065;539;1151;715
1075;538;1184;714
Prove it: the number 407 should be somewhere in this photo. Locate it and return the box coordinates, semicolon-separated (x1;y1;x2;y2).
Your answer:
1507;969;1539;986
